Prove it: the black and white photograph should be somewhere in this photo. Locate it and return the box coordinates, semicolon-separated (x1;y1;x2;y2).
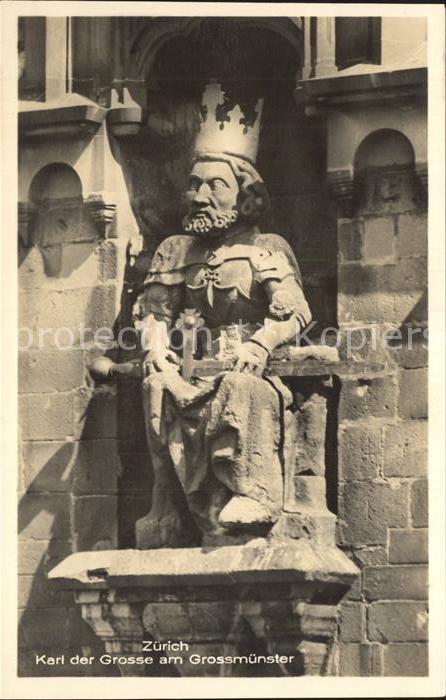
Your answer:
1;2;445;698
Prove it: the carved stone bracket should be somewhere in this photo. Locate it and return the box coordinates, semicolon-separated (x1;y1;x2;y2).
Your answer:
84;193;118;238
49;541;358;677
19;94;106;140
75;591;146;677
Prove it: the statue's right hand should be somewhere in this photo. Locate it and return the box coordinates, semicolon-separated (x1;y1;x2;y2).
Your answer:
143;349;181;376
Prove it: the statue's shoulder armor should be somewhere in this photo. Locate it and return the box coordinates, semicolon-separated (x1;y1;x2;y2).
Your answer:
249;233;303;286
144;234;195;286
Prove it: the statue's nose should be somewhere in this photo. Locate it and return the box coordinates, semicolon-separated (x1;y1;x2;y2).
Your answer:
193;182;212;204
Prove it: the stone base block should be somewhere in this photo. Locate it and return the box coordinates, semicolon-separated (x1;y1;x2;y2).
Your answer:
49;540;358;677
269;511;336;544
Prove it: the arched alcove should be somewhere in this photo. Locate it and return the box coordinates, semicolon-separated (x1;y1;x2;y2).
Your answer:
25;162;97;277
29;162;83;206
131;17;303;88
355;129;415;172
354;129;421;214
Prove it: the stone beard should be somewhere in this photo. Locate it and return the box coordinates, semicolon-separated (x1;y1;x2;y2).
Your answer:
182;207;238;234
135;155;313;549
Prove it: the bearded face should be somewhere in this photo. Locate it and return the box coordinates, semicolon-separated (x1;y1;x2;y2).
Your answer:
182;161;239;235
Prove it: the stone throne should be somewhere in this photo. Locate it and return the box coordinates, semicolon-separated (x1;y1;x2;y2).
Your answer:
49;17;358;677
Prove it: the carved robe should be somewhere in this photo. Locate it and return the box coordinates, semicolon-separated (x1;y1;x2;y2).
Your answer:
135;225;312;548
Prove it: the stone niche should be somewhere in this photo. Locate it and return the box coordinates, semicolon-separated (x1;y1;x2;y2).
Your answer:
48;16;358;677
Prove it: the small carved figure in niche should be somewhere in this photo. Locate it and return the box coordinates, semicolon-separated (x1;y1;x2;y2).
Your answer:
135;82;312;548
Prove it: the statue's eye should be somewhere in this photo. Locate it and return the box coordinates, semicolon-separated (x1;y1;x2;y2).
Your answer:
188;178;200;191
210;178;228;190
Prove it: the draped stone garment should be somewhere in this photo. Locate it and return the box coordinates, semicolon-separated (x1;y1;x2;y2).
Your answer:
137;368;292;548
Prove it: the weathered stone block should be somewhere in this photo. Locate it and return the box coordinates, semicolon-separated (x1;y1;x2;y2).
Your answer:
411;479;428;528
18;246;48;290
398;368;428;419
338;642;383;676
338;258;426;296
73;495;118;551
22;436;117;497
19;573;72;609
389;528;428;564
338;290;425;326
19;349;85;394
389;333;428;369
293;475;327;506
383;421;427;477
75;387;117;439
18;608;70;649
269;511;336;545
352;546;387;566
363;216;396;264
19;393;74;440
338;219;362;262
336;324;392;364
359;167;418;217
143;600;239;641
368;602;428;642
383;642;428;676
18;493;72;541
97;240;118;281
35;206;97;247
338;602;365;642
72;439;119;495
338;375;398;421
18;646;100;678
19;285;117;348
22;440;75;492
397;213;427;259
338;423;383;481
338;481;408;546
339;566;362;601
363;566;428;600
41;242;100;282
18;539;72;576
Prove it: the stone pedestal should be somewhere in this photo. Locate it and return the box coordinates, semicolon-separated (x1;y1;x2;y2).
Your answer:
49;540;358;677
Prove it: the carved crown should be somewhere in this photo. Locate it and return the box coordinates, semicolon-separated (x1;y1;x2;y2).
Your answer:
195;81;263;164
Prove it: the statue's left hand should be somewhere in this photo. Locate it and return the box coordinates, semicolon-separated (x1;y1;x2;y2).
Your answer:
233;341;269;375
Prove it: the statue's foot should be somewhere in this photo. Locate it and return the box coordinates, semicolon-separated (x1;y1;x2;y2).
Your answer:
218;496;280;528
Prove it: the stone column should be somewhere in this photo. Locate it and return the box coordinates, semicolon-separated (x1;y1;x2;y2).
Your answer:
302;17;313;79
314;18;336;78
45;18;69;100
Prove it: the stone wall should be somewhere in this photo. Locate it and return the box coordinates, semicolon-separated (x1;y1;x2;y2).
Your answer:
17;118;140;676
334;162;428;676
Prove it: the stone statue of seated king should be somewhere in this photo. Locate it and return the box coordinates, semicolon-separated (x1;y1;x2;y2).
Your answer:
134;83;313;549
